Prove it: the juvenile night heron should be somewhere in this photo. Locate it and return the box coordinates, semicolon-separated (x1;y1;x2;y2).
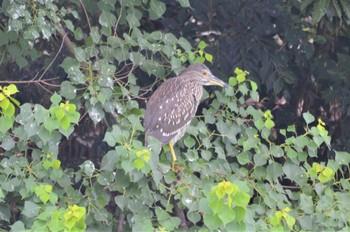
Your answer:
144;63;228;171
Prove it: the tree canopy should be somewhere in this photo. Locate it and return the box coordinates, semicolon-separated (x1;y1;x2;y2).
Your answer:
0;0;350;231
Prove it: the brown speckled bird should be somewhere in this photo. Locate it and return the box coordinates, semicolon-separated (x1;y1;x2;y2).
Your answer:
144;63;228;171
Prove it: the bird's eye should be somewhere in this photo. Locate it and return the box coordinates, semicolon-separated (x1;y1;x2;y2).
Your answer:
202;71;208;76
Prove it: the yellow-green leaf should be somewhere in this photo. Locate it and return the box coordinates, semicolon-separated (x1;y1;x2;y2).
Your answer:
52;159;61;169
284;214;296;229
134;158;145;170
205;53;213;63
322;167;334;177
250;81;258;91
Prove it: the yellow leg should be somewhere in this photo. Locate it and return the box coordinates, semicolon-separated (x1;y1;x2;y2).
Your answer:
168;141;177;171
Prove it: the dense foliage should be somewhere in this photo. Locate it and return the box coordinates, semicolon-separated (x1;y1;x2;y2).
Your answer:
0;0;350;231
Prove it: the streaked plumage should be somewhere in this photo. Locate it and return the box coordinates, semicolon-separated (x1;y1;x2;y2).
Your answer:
144;63;228;171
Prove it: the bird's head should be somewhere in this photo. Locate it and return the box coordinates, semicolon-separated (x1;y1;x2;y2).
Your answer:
180;63;228;87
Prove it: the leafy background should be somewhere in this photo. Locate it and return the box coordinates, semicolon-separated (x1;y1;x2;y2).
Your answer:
0;0;350;231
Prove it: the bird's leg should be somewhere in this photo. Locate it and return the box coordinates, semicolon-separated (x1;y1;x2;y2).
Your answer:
168;141;177;171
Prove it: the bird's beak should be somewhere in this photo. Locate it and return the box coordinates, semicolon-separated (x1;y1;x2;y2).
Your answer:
209;74;229;88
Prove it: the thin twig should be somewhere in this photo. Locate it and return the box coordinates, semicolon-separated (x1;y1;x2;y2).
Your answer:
37;82;54;94
114;0;123;36
78;111;89;123
79;0;91;31
37;33;67;80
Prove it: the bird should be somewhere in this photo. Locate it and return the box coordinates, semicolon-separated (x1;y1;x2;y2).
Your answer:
144;63;228;171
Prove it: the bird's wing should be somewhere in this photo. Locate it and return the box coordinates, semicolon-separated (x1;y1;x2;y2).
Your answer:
144;78;201;143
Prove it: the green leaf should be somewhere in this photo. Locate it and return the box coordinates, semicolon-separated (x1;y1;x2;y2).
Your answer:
50;93;62;105
300;194;313;214
134;158;145;170
270;144;284;158
195;56;205;64
273;78;283;93
236;74;245;83
303;112;315;124
198;41;207;50
81;160;95;177
287;125;296;133
318;167;334;183
10;221;26;232
99;11;117;27
130;52;145;65
218;205;235;225
126;13;140;28
68;111;80;124
187;211;201;224
284;214;296;229
64;19;74;31
340;0;350;20
0;188;4;202
52;159;61;169
232;191;250;208
205;53;213;63
266;163;283;181
312;0;330;24
0;93;4;101
87;104;104;125
43;159;52;170
178;37;192;51
237;152;250;165
22;201;40;217
3;103;14;117
55;108;65;120
215;188;226;200
208;195;223;214
264;118;275;129
250;81;258;91
0;97;10;111
101;150;119;171
44;118;59;133
90;26;101;43
295;136;311;148
233;206;246;222
35;185;52;204
203;214;222;231
229;77;237;87
6;84;19;95
73;47;86;62
184;136;196;148
67;66;86;84
286;147;297;159
60;81;77;100
0;134;15;151
270;215;281;226
49;210;65;231
59;115;71;131
149;0;166;20
64;205;86;231
60;57;79;73
171;56;182;72
50;169;63;182
335;150;350;165
9;96;20;106
177;0;191;7
50;192;58;205
0;116;14;133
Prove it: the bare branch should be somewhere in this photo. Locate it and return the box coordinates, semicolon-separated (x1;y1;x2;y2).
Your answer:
0;77;61;87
